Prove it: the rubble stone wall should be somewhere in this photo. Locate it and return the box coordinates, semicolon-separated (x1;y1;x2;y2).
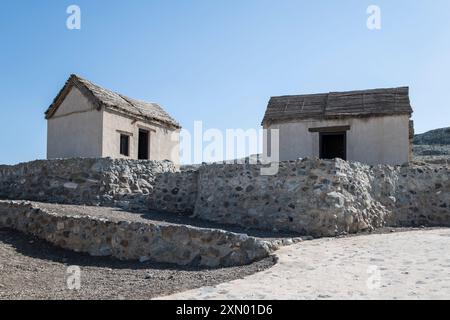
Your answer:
193;160;387;237
0;158;175;208
147;170;198;214
1;158;449;238
0;200;271;267
370;163;450;228
192;159;450;236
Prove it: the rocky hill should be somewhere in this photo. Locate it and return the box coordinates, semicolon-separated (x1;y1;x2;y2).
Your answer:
414;127;450;145
413;127;450;161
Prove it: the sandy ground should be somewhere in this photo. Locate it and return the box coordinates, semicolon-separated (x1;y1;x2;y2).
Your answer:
159;229;450;300
0;228;275;300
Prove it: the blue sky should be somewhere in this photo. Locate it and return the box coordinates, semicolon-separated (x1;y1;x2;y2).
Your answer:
1;0;449;164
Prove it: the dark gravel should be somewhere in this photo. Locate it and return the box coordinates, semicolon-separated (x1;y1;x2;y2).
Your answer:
0;228;276;300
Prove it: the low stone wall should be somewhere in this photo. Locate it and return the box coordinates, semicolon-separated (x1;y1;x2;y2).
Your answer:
0;158;175;207
190;159;450;237
0;200;271;267
147;170;198;214
1;157;449;238
370;163;450;227
192;160;388;237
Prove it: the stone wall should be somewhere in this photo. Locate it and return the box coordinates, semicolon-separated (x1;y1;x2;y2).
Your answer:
370;163;450;227
1;157;449;239
0;158;175;207
193;160;388;237
147;170;198;214
0;200;271;267
190;159;450;237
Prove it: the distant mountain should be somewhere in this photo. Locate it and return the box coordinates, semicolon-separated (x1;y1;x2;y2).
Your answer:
414;127;450;145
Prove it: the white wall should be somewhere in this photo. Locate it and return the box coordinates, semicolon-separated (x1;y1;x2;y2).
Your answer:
102;110;180;165
47;87;103;159
265;115;411;165
47;86;180;165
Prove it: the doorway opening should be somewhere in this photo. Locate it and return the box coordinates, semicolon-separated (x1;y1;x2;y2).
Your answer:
319;132;346;160
138;129;149;160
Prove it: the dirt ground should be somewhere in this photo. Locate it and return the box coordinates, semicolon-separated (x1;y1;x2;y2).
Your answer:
1;201;444;300
0;228;275;300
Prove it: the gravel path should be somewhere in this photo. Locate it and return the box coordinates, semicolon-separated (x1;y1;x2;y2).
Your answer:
0;228;275;300
160;229;450;300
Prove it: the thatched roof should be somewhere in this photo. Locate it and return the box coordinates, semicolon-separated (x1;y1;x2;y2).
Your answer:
45;74;181;129
262;87;413;125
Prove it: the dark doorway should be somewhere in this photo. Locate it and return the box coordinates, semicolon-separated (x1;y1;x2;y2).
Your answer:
320;132;346;160
138;129;149;160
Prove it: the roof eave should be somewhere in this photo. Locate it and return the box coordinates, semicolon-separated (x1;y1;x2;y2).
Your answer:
105;105;181;129
262;111;413;126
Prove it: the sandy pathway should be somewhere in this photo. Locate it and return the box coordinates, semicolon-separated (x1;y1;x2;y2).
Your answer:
159;229;450;300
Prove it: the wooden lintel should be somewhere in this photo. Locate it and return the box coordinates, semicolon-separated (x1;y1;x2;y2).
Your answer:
308;125;351;133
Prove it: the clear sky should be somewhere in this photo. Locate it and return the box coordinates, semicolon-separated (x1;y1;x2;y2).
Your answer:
1;0;449;164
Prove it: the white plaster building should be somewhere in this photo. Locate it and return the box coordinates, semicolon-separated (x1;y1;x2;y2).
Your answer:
45;75;181;165
262;87;414;165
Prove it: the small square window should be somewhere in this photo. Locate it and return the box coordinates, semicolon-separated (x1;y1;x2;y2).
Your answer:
120;134;130;156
